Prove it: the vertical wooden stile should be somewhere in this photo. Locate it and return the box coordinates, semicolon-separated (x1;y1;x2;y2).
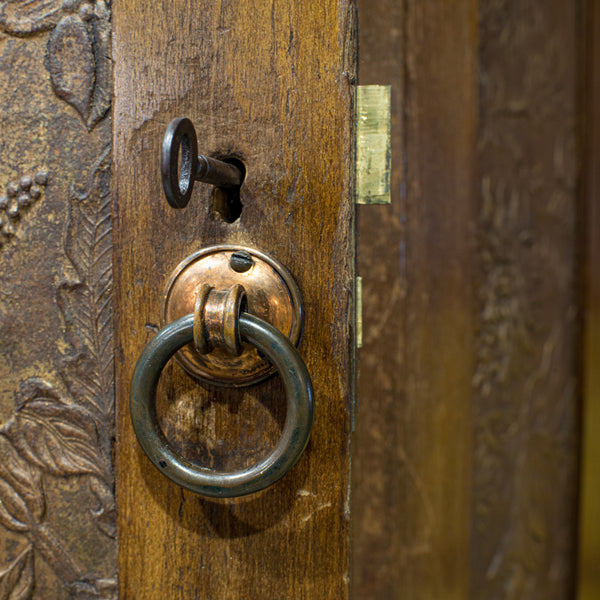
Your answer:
112;1;357;598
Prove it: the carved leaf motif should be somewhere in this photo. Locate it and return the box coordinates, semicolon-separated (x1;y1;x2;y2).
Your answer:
0;0;64;35
86;1;111;129
59;148;113;420
0;546;34;600
0;436;44;533
89;477;116;539
3;379;104;478
71;577;118;600
48;14;95;124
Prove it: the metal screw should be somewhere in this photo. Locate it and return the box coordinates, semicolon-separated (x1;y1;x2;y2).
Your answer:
229;251;254;273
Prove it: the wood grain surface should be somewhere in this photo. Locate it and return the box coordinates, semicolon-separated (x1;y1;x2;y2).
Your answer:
472;3;579;597
354;0;581;598
113;1;356;598
354;1;478;598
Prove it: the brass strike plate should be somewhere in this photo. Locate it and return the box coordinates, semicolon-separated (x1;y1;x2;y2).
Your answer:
163;245;303;387
356;85;392;205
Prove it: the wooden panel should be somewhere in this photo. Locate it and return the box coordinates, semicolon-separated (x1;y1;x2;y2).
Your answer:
0;3;116;598
113;1;356;598
579;0;600;597
472;2;580;597
355;0;581;598
354;1;478;598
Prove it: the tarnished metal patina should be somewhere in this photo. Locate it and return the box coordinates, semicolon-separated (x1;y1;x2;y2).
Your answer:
163;244;303;386
193;282;247;356
356;85;391;205
131;247;312;497
130;302;313;497
161;117;245;209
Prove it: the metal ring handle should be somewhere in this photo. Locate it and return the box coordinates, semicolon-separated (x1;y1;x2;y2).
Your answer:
130;313;314;497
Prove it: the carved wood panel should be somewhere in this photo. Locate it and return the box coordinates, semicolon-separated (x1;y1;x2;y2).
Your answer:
0;1;115;598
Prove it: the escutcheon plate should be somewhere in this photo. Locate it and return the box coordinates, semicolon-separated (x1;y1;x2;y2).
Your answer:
162;245;303;386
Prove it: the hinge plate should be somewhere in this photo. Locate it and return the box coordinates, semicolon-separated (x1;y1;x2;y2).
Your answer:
356;85;392;205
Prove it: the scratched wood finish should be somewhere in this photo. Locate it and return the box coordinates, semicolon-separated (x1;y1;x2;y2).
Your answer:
354;1;478;598
113;1;356;598
354;0;581;598
579;1;600;597
472;2;579;597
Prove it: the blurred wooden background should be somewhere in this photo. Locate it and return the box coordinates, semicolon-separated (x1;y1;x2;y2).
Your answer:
353;0;599;598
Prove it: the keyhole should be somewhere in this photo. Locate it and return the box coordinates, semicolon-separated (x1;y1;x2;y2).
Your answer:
212;158;245;223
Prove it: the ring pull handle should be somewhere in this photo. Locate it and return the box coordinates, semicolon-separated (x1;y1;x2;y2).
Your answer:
161;117;244;209
129;283;313;498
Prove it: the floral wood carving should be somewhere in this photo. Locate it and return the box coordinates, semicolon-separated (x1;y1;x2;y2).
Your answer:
0;0;112;130
0;172;48;250
0;546;34;599
0;149;117;599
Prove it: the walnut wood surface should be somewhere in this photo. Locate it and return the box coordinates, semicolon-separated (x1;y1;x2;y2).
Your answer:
113;1;356;598
472;3;579;597
354;1;478;597
354;0;581;598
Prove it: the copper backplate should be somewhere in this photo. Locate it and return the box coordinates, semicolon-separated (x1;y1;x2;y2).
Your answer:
162;245;303;386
